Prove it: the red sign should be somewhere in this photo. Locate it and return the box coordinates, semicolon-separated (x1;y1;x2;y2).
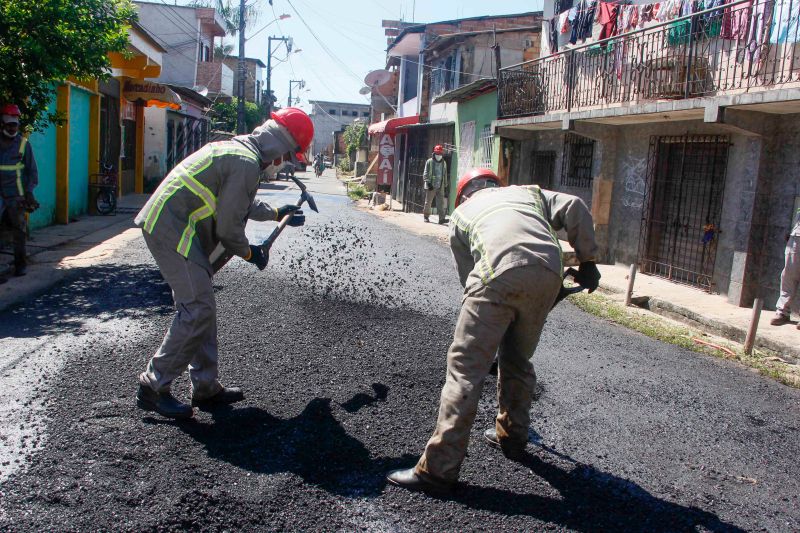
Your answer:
377;133;395;186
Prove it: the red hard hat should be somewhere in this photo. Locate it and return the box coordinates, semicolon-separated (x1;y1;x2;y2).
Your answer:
1;104;21;116
271;107;314;152
433;144;444;154
455;168;500;207
295;152;306;163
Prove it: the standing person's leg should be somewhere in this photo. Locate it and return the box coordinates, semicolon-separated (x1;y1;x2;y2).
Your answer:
139;232;216;394
494;265;562;452
423;189;435;221
415;284;514;483
188;303;223;400
7;201;27;275
435;186;446;224
774;236;799;324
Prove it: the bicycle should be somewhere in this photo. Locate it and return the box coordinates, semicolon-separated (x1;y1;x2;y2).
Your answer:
90;161;118;215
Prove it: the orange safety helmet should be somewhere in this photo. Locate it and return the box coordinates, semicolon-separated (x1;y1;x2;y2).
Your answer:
271;107;314;152
433;144;444;155
455;167;500;207
1;104;21;119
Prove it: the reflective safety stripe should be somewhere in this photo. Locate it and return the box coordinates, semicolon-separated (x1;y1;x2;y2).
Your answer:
141;142;259;257
142;178;184;234
177;204;215;257
15;138;26;195
0;137;28;196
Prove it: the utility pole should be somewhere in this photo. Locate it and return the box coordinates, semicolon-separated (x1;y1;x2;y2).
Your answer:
288;79;305;108
236;0;246;134
266;36;291;115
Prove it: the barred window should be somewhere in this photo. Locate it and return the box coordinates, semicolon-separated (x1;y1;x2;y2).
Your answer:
480;126;494;168
561;132;594;188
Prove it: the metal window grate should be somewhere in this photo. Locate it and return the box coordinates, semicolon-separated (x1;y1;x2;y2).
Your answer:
561;132;594;188
479;126;494;168
532;151;556;189
638;135;730;291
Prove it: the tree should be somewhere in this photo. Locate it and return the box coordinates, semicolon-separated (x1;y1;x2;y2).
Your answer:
0;0;136;130
214;43;234;61
211;98;265;133
343;122;367;158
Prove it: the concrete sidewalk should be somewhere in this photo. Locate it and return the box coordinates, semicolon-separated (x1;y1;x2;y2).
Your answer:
359;197;799;363
0;194;148;313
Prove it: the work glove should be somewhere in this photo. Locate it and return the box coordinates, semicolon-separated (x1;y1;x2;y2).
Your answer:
245;244;268;271
24;191;39;213
574;261;601;293
275;204;304;227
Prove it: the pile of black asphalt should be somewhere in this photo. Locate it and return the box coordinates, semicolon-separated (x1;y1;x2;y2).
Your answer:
0;191;798;532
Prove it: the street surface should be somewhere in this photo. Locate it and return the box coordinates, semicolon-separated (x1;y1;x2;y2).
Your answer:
1;171;798;531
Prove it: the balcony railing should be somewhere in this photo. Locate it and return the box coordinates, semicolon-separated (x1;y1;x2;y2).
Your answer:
498;0;800;118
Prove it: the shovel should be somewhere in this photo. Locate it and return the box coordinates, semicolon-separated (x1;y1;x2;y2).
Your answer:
211;174;318;273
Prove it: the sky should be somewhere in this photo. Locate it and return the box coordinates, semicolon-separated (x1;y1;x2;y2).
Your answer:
172;0;543;114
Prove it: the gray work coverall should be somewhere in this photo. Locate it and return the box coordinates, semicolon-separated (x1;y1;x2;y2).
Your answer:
775;208;800;319
416;185;599;483
422;157;447;223
0;135;38;270
134;121;296;399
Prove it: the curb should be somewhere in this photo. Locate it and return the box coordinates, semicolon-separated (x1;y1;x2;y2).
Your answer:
596;279;799;363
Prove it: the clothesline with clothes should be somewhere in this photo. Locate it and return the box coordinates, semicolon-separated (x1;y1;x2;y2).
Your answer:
545;0;800;54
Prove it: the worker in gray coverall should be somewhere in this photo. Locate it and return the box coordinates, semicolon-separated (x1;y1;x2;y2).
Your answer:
135;107;314;419
422;144;447;224
771;207;800;329
387;167;601;493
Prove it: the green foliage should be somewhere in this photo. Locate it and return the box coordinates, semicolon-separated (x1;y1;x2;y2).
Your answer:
0;0;136;130
337;157;352;174
342;122;367;157
570;291;800;388
211;98;267;133
347;184;367;200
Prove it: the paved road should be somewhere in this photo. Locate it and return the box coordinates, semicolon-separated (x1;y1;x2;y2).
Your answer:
1;172;798;531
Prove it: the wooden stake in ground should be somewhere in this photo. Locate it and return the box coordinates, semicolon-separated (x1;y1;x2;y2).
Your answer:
744;297;763;355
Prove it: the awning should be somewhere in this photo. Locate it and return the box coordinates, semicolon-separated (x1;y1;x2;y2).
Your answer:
368;115;419;135
122;80;182;110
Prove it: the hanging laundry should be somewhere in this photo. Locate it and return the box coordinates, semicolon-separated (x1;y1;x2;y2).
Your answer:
570;0;598;43
559;10;571;33
746;0;772;63
770;0;800;43
721;0;747;40
597;1;620;40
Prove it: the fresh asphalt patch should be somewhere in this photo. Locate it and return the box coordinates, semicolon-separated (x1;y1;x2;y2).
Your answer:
0;192;798;531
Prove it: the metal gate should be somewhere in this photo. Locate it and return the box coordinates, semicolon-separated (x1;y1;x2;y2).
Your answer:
532;150;556;188
638;135;729;291
401;124;454;214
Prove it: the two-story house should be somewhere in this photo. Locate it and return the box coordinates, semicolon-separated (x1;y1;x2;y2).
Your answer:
309;100;371;157
493;0;800;309
223;57;266;106
376;13;542;217
134;1;227;186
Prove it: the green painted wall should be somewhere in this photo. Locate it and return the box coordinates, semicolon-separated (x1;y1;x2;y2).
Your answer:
68;86;91;218
451;91;499;212
27;97;58;230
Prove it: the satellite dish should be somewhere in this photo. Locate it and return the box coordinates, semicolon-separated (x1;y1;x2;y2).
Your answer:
191;85;209;97
364;69;391;87
359;86;371;95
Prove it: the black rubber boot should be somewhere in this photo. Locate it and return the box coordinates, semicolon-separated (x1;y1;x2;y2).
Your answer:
191;387;244;408
386;468;453;494
136;384;193;419
484;428;527;461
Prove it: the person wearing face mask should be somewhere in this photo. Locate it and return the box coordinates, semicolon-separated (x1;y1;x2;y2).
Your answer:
422;145;448;224
133;107;313;419
0;104;38;281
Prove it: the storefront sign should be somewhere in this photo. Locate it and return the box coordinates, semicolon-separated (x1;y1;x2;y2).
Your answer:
377;133;395;186
123;80;181;110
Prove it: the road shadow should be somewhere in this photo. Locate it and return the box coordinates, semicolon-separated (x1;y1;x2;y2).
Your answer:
434;445;745;533
147;389;415;498
0;263;172;338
